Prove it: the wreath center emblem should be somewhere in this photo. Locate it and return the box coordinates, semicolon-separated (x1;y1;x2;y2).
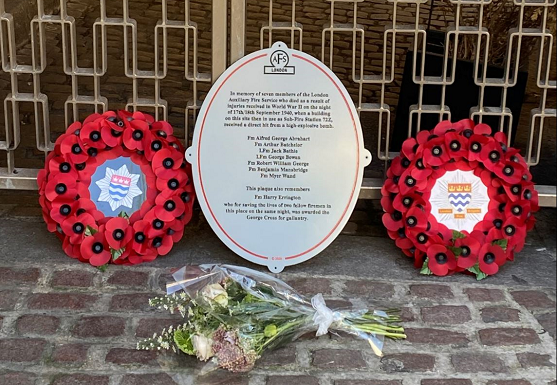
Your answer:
448;183;472;213
95;163;143;212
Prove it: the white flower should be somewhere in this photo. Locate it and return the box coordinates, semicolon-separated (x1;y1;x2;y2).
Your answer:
192;335;214;361
200;283;228;307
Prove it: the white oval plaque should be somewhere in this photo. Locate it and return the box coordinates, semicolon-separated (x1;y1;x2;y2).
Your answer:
187;42;371;272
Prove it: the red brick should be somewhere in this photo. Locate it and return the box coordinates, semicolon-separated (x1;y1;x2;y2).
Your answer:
325;299;353;309
511;291;555;311
422;381;472;385
286;277;332;296
16;315;59;335
267;376;319;385
452;353;507;373
517;352;555;368
51;343;89;364
0;372;36;385
0;290;22;310
410;284;453;299
135;317;182;338
421;306;471;324
463;288;504;302
257;346;296;366
312;349;366;369
27;293;96;310
105;348;159;365
536;312;556;339
406;328;469;345
197;371;249;385
486;381;532;385
107;270;149;287
343;280;394;299
335;381;402;385
51;374;109;385
0;267;40;285
121;373;178;385
479;328;540;346
481;307;521;323
72;316;126;338
380;353;435;373
0;338;46;361
109;293;154;312
400;307;416;322
51;269;94;287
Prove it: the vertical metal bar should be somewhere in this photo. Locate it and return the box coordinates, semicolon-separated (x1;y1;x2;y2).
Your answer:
230;0;245;64
212;0;227;81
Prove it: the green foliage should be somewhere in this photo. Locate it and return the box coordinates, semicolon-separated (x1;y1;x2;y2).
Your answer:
467;264;488;281
491;239;508;251
420;259;433;275
174;328;195;355
84;225;98;236
452;230;466;239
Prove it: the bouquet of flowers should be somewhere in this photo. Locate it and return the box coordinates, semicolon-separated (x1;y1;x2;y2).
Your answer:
137;264;406;372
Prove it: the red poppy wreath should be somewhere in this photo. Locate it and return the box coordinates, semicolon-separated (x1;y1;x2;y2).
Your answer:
38;111;195;267
381;119;539;279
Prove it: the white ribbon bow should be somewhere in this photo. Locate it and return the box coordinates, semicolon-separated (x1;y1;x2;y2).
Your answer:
311;293;341;336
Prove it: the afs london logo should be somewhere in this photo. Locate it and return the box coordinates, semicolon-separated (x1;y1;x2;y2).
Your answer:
95;165;143;211
264;50;295;74
448;183;472;216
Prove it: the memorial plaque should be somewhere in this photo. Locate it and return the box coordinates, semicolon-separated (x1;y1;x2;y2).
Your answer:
186;42;371;272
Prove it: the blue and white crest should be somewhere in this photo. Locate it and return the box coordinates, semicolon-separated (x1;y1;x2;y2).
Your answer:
95;165;142;211
448;192;472;212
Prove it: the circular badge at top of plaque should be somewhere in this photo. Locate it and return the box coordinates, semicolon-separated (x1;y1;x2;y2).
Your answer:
187;42;371;272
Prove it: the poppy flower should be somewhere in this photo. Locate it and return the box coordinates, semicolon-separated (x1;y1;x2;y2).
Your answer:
480;140;505;172
100;113;127;147
130;220;152;254
433;121;454;136
75;199;104;222
473;123;492;135
452;119;474;133
404;205;428;232
60;134;88;164
80;120;106;149
444;131;468;158
154;195;185;222
152;148;182;178
416;130;432;145
454;235;481;269
427;244;457;276
47;156;80;182
383;211;404;232
393;193;430;214
50;200;77;224
423;137;450;167
166;218;185;242
151;120;173;138
401;137;419;161
467;134;490;162
493;160;525;185
150;233;173;256
383;176;400;194
501;216;527;252
381;194;395;213
478;244;506;275
80;230;111;266
105;217;133;250
478;209;505;234
502;183;523;202
409;230;443;253
144;210;167;237
390;156;412;176
62;236;82;260
399;169;428;195
61;213;97;244
521;187;539;208
45;174;78;202
123;119;152;151
410;157;433;180
493;131;509;148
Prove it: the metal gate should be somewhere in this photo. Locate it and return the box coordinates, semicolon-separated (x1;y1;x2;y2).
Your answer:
1;0;555;206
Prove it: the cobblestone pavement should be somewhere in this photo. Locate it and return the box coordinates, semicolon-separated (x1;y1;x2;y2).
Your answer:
0;193;555;385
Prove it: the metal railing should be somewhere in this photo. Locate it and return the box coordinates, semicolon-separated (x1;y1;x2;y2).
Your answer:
1;0;555;206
